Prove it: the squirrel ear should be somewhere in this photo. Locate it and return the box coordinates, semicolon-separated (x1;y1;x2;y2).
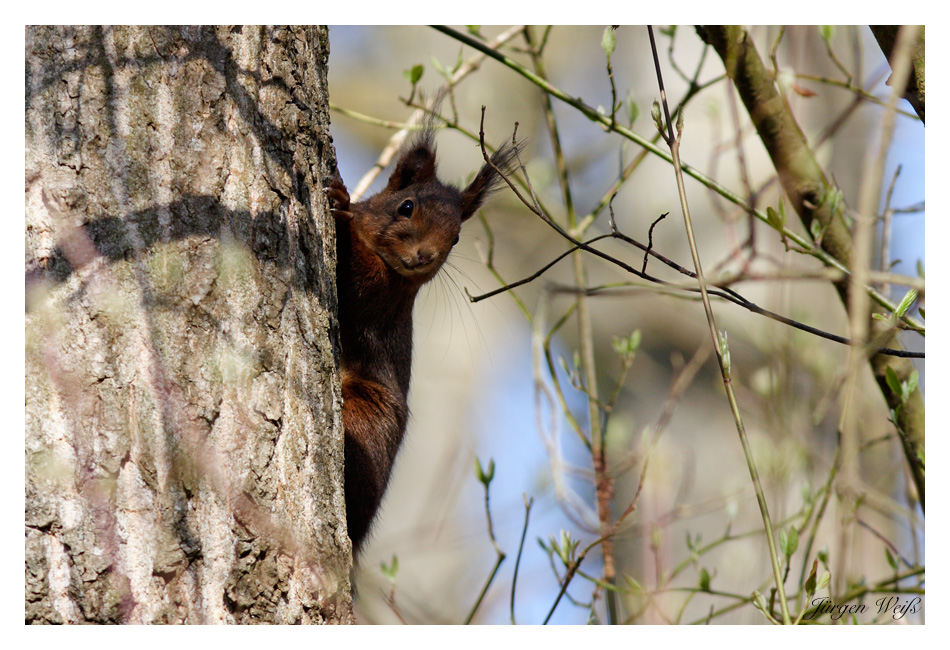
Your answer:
385;141;437;192
458;165;495;222
459;142;519;221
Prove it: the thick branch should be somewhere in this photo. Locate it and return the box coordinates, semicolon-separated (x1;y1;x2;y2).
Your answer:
699;25;924;510
871;26;925;123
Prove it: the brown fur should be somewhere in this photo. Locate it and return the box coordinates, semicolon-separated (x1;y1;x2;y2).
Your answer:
328;131;518;552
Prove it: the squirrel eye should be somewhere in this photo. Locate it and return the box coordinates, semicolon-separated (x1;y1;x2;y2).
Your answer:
396;200;414;218
452;234;460;246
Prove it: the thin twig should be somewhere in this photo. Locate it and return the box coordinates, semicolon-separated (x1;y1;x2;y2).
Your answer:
880;165;902;297
468;206;923;358
348;25;524;201
640;210;669;275
465;461;507;624
509;495;534;624
649;24;791;624
431;24;923;333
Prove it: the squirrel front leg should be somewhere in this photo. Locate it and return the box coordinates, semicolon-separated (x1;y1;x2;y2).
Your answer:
340;372;408;552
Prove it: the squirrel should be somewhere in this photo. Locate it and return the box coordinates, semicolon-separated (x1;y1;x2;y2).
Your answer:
327;126;519;553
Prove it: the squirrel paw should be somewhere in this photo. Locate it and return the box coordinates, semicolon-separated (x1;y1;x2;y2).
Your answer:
326;170;352;221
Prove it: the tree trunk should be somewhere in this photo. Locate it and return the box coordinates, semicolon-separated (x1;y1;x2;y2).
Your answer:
25;25;354;624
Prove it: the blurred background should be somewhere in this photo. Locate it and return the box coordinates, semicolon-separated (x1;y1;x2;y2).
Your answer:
326;26;924;624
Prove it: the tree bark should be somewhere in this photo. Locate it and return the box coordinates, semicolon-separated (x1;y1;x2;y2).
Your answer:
25;25;354;624
871;26;925;123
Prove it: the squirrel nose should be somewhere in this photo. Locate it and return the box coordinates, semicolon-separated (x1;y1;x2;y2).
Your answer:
412;248;436;267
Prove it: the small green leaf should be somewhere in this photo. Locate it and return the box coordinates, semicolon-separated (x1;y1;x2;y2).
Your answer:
906;369;919;395
766;206;784;230
885;366;903;400
825;186;843;217
612;329;642;362
816;570;831;591
819;25;836;44
474;456;495;486
780;527;799;557
809;218;825;242
466;26;482;37
403;64;424;85
380;554;399;582
699;567;711;592
630;329;642;350
884;546;898;571
817;546;829;564
567;532;579;556
624;574;644;594
611;337;624;357
601;26;617;57
718;330;731;379
553;530;575;564
625;90;639;125
894;288;918;319
651;100;662;135
917;259;925;278
431;56;446;78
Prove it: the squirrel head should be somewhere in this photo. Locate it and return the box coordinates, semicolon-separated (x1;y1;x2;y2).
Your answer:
351;130;518;284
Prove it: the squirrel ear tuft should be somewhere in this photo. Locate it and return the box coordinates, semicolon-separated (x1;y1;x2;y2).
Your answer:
459;141;521;221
